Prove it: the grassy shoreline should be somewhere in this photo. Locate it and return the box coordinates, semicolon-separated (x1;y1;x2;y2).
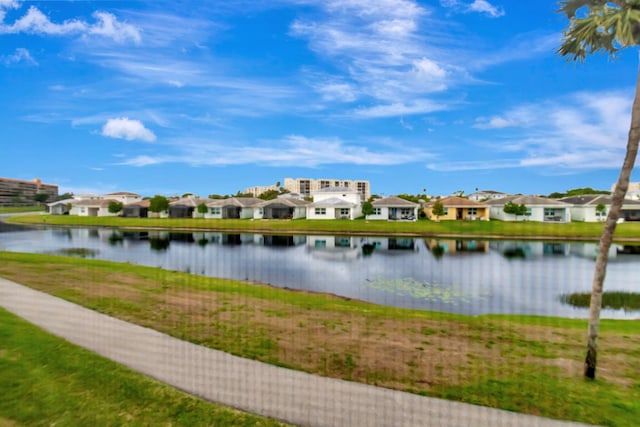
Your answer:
8;213;640;242
1;251;639;426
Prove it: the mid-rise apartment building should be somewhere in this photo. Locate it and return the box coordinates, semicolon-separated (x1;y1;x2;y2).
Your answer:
0;177;58;206
243;184;279;197
283;177;370;200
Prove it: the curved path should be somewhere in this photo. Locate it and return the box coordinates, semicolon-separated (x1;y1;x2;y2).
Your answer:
0;277;593;427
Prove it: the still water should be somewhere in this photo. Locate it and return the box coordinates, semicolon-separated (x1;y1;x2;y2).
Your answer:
1;225;639;319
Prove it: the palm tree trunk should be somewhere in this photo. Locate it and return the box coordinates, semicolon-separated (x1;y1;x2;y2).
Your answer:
585;67;640;379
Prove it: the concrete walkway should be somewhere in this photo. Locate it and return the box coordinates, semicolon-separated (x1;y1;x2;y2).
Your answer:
0;277;593;427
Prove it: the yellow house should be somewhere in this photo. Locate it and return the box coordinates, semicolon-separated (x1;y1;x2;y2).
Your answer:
424;196;489;221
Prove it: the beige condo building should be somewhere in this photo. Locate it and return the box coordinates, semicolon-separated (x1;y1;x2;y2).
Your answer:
0;177;58;206
283;177;370;200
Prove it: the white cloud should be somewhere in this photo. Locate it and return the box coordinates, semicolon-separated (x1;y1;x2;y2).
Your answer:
440;0;504;18
442;90;633;172
118;134;432;168
473;116;515;129
290;0;449;110
101;117;156;142
427;159;521;171
316;81;358;102
468;0;504;18
1;47;37;66
289;0;517;117
0;5;141;44
87;12;142;44
0;0;19;21
353;100;446;118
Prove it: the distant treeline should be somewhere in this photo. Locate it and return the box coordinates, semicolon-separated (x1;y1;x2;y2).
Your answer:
547;187;609;198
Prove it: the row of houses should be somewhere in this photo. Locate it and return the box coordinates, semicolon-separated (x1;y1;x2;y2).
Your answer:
46;189;640;223
424;194;640;223
47;188;421;221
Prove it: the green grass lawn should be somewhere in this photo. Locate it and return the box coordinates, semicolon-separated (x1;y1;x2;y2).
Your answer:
0;307;289;426
0;206;45;214
9;213;640;241
2;251;640;426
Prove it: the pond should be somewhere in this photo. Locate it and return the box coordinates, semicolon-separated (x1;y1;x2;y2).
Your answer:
1;225;639;319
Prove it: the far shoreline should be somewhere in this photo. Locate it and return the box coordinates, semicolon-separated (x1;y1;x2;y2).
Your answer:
6;213;640;243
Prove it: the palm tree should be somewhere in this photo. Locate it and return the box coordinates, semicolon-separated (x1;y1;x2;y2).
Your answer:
558;0;640;379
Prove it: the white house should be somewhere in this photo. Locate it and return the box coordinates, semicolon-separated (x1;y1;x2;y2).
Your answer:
468;190;509;202
69;199;119;217
103;191;142;205
487;195;572;222
612;182;640;200
253;197;309;219
561;194;640;222
46;198;75;215
368;196;419;221
308;187;362;220
204;197;262;219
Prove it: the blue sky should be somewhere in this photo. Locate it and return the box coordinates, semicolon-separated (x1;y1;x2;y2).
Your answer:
1;0;638;198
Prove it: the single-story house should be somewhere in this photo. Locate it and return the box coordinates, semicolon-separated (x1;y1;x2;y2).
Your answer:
69;199;120;217
560;194;640;222
46;198;75;215
254;197;309;219
168;196;212;218
204;197;262;219
424;196;489;221
122;199;150;218
368;196;419;221
487;195;571;222
308;187;362;220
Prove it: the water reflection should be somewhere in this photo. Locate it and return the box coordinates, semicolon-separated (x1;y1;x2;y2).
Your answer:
1;226;639;319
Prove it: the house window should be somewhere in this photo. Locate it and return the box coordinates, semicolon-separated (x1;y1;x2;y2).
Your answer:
373;207;381;215
596;208;606;217
315;240;327;248
210;207;221;215
544;208;556;217
80;207;86;213
468;208;477;216
335;237;351;247
525;208;532;216
443;208;449;215
339;208;350;216
258;208;263;215
315;208;326;215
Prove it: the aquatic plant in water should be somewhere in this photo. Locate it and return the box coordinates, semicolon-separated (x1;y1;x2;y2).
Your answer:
366;276;481;305
559;292;640;311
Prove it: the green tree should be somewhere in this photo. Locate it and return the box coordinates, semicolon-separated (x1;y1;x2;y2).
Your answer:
33;193;49;205
558;0;640;379
503;202;527;221
361;201;375;217
258;189;280;200
149;195;169;213
431;199;445;221
197;203;208;217
108;201;123;214
595;203;607;221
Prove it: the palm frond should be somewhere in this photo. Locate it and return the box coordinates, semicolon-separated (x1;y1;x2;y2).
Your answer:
558;2;640;61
